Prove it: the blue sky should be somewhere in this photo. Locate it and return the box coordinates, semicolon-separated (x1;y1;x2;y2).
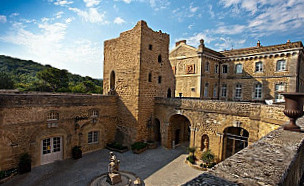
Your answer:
0;0;303;78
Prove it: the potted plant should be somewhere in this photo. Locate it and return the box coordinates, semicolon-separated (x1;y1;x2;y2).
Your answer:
131;142;148;154
186;147;196;164
106;142;129;153
72;146;82;159
201;150;215;168
147;140;157;149
18;153;31;174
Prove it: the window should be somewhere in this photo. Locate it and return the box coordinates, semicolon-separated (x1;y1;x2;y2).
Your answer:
158;76;162;84
255;62;263;72
276;60;286;71
215;64;219;74
222;65;228;74
158;54;162;63
149;44;152;50
47;111;59;121
91;110;98;117
221;84;227;97
275;83;285;102
254;83;262;99
235;64;243;74
213;84;217;97
205;62;209;72
235;84;242;99
148;72;152;82
204;83;209;97
88;131;99;144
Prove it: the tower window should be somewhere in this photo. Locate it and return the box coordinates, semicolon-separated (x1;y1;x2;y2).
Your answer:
149;44;153;50
148;72;152;82
158;76;162;84
158;54;162;63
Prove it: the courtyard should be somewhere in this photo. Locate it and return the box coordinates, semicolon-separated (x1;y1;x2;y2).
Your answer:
2;146;202;186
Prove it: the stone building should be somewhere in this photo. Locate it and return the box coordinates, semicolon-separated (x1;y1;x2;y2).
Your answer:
170;40;304;102
0;20;301;171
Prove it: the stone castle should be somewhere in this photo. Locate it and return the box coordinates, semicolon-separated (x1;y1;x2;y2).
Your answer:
0;20;303;171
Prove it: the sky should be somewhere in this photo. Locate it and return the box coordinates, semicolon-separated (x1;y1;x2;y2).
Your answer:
0;0;303;79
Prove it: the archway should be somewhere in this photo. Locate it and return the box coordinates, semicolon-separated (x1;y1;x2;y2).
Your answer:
110;71;115;90
154;118;161;143
169;114;191;147
222;127;249;160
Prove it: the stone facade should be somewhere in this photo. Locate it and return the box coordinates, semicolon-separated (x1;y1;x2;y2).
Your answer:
154;97;288;161
0;93;117;170
103;20;175;144
170;40;304;102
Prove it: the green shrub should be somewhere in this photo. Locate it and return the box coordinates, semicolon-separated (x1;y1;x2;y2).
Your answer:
201;150;215;166
72;146;82;159
187;155;195;164
187;147;196;154
107;142;128;150
131;142;147;150
18;153;31;174
0;168;17;179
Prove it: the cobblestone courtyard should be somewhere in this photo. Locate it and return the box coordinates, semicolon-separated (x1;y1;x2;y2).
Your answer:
3;146;202;186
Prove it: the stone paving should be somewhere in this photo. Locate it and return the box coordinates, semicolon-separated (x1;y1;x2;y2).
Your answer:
3;146;203;186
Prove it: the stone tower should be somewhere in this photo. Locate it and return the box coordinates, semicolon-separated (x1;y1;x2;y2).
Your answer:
103;20;175;144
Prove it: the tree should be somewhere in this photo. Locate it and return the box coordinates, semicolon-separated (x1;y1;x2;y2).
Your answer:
0;72;15;89
37;68;69;91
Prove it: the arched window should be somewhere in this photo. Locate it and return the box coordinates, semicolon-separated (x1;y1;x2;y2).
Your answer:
167;88;172;98
158;54;162;63
110;71;115;90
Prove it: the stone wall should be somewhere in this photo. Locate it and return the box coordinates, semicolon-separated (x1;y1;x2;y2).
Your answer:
0;93;118;170
154;97;288;161
103;20;175;143
184;118;304;185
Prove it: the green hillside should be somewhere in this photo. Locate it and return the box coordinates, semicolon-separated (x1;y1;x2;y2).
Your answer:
0;55;103;93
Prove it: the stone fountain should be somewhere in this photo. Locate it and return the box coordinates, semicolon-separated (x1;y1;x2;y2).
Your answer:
90;152;143;186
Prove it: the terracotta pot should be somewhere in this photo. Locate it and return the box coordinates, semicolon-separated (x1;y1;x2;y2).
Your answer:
282;93;304;131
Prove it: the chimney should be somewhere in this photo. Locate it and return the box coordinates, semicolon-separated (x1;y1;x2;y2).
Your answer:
257;40;261;47
287;39;291;43
175;40;186;47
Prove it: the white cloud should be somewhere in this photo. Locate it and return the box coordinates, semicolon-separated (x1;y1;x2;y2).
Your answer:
0;21;102;78
214;25;246;35
84;0;101;7
54;0;73;6
56;11;64;19
69;7;108;24
149;0;170;11
189;4;198;13
10;13;19;17
123;0;131;3
0;15;7;23
65;17;73;23
114;17;125;24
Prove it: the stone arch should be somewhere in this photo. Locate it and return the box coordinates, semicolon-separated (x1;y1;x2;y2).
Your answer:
110;70;115;90
222;126;249;160
201;134;209;152
166;110;194;127
168;114;191;148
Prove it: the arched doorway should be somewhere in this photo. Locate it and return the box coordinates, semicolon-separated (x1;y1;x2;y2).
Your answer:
154;118;161;143
110;71;115;90
169;114;190;147
222;127;249;160
167;88;172;98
